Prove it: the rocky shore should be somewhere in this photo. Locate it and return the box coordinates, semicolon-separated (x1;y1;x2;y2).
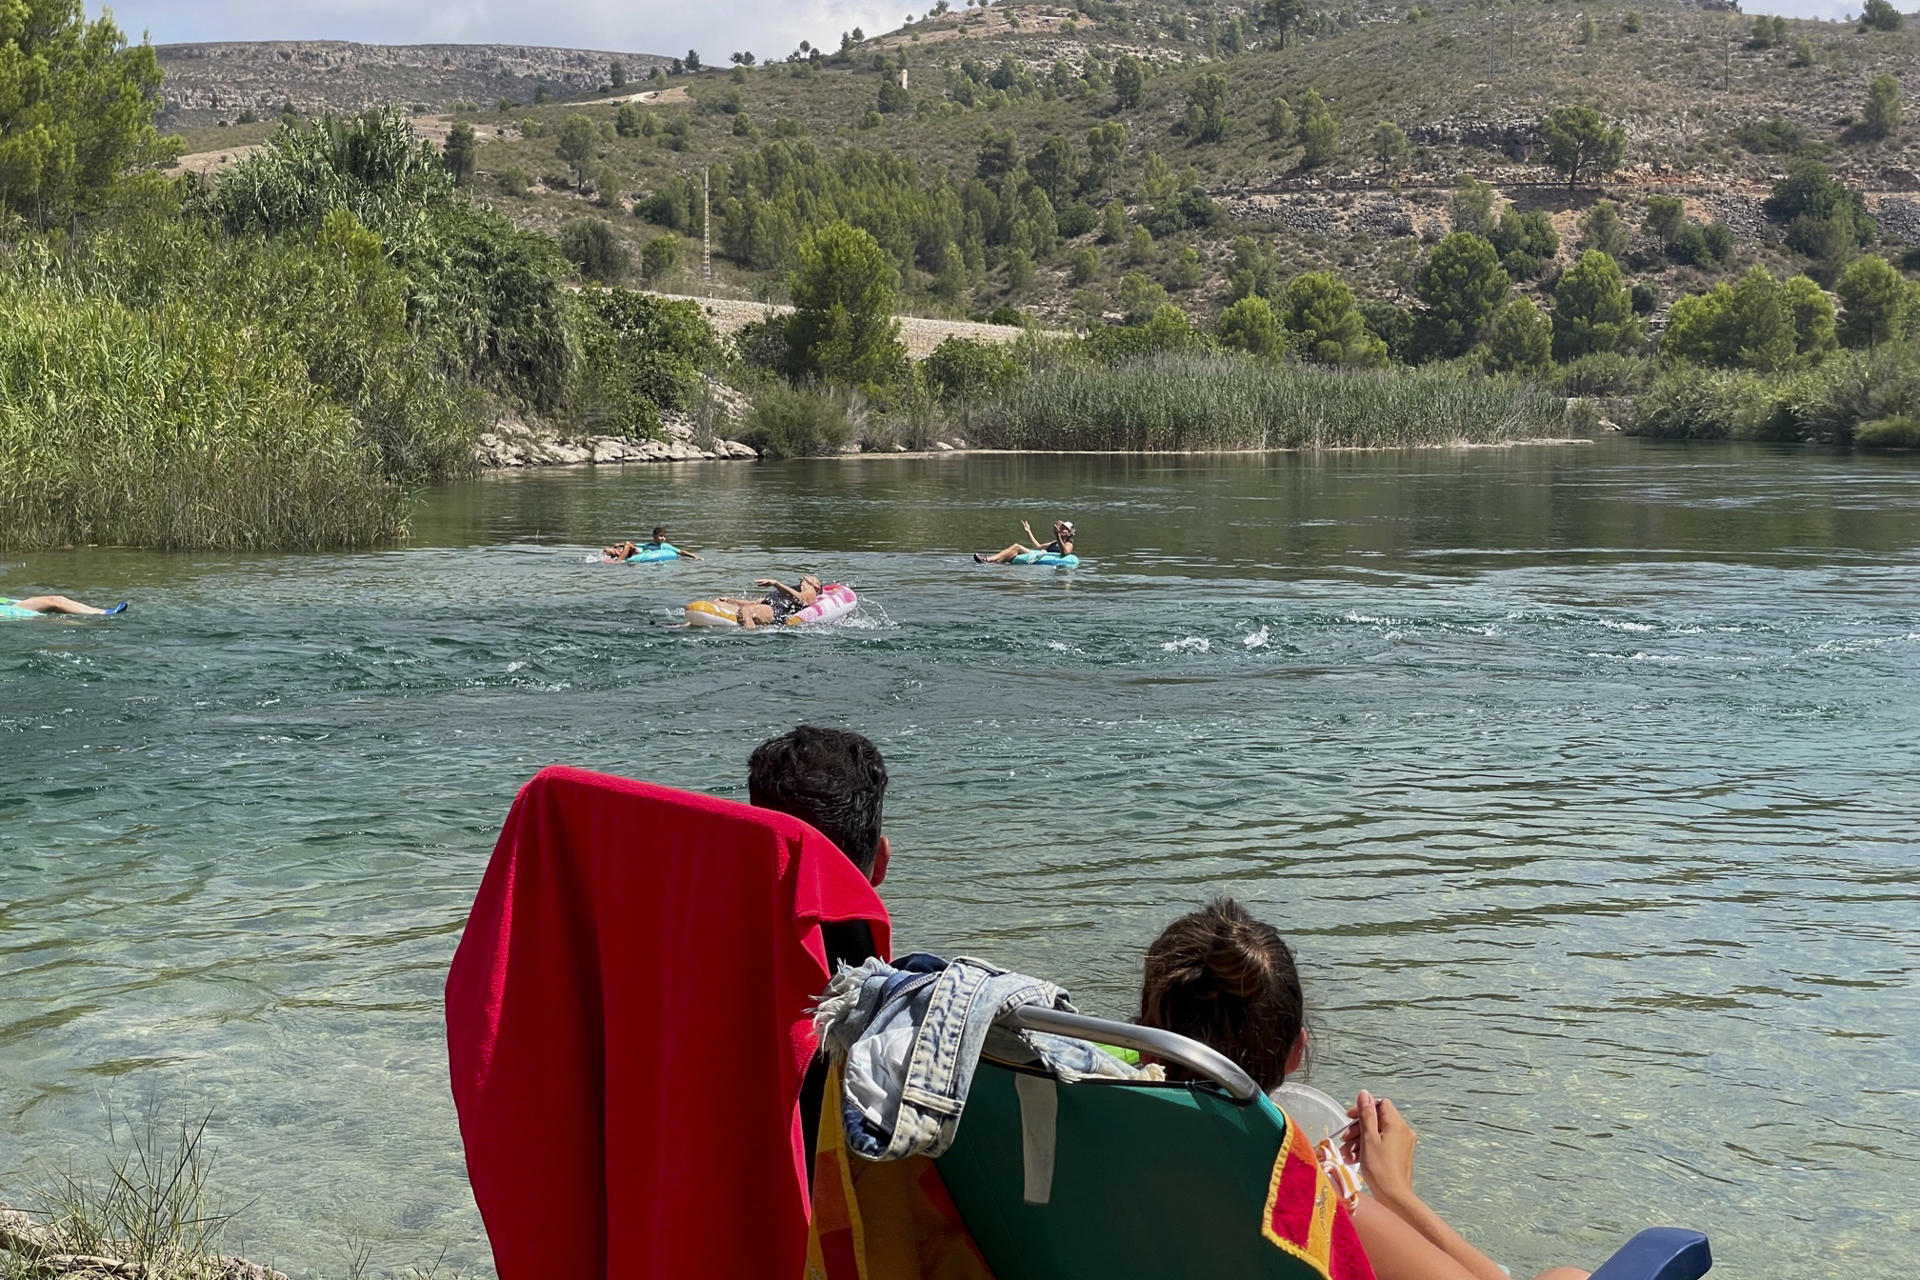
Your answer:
475;413;760;469
0;1205;286;1280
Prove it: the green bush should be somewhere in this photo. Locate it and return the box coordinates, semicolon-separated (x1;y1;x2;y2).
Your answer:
1629;345;1920;443
565;289;719;435
922;337;1024;400
560;217;632;283
739;380;857;456
1856;414;1920;447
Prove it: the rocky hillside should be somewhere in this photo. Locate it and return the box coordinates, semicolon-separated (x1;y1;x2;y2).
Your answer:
157;0;1920;330
156;42;667;123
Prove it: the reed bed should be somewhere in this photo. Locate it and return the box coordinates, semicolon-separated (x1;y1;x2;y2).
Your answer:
960;355;1566;451
1628;344;1920;445
0;282;402;550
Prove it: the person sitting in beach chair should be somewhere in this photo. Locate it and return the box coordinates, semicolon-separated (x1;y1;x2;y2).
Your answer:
807;939;1715;1280
975;518;1075;564
1137;899;1594;1280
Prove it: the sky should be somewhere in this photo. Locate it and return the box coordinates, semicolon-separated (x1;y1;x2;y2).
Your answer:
105;0;1884;57
107;0;911;61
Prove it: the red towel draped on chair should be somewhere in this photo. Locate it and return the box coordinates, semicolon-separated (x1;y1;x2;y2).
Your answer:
446;766;893;1280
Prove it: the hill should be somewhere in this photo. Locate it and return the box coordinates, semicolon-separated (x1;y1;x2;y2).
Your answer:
159;0;1920;329
156;41;666;125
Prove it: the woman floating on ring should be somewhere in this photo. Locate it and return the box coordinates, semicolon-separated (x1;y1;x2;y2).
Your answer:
974;518;1074;564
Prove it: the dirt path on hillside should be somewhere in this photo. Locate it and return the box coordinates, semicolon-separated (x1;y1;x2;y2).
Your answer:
652;293;1062;358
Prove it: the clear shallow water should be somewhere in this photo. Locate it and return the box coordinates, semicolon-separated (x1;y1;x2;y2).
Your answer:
3;443;1918;1278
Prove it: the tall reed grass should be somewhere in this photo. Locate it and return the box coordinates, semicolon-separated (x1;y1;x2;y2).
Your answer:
0;281;403;550
958;355;1565;450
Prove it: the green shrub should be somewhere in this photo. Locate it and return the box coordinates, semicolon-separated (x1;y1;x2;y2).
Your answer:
922;337;1024;400
565;288;719;435
560;217;632;283
496;165;531;197
1856;414;1920;447
739;381;857;456
1630;346;1920;443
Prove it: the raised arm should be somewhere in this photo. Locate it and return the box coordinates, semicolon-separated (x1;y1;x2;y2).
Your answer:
1344;1093;1510;1280
755;578;803;601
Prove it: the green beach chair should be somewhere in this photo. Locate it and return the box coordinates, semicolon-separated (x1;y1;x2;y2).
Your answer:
934;1006;1713;1280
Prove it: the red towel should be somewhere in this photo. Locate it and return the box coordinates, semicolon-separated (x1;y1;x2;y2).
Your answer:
445;766;893;1280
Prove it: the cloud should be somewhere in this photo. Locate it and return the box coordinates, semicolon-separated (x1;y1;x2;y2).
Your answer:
107;0;908;61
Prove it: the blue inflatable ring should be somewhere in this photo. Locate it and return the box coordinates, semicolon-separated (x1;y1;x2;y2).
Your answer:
1010;551;1079;567
618;544;680;563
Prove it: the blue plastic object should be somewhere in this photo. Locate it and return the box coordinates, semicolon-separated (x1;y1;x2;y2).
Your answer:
1587;1228;1713;1280
1010;551;1079;567
0;599;40;620
620;543;679;563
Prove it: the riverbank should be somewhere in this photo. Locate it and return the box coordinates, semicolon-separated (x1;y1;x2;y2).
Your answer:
474;410;760;468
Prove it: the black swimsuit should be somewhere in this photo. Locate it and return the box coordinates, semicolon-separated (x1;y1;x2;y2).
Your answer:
766;591;802;621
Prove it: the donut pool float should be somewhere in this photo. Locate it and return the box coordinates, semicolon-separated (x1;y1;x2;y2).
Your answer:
685;584;858;628
1010;551;1079;567
606;543;680;563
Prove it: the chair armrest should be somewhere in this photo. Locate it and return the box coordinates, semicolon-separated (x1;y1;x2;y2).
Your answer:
1587;1228;1712;1280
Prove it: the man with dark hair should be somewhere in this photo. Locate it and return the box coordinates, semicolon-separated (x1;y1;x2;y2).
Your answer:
748;724;890;884
748;724;893;1182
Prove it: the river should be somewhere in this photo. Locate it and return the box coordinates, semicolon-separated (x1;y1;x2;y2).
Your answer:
3;442;1916;1278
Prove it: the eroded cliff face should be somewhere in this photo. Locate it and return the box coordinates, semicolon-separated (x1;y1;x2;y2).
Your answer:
156;41;667;121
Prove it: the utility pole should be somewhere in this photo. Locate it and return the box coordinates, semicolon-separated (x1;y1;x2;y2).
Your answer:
702;165;711;293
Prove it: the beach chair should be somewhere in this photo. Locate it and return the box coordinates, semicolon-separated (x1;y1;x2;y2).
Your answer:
934;1006;1713;1280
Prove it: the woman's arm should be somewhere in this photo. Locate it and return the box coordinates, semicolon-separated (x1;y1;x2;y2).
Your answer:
1345;1093;1508;1280
755;578;802;600
1348;1195;1487;1280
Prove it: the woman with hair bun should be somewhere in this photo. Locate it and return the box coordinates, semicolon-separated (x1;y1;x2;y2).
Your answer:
1138;899;1588;1280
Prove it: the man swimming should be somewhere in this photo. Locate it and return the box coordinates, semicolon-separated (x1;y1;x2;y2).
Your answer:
712;575;822;629
603;527;702;561
975;518;1075;564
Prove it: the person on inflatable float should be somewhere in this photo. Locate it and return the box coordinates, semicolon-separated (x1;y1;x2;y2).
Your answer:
712;574;822;628
604;527;702;562
1;593;127;617
975;518;1075;564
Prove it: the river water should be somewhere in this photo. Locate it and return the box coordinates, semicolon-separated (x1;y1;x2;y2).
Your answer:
3;443;1917;1278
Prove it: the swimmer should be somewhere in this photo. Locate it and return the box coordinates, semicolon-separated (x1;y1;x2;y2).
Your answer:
1138;900;1590;1280
974;518;1074;564
711;575;822;629
1;594;127;617
604;527;702;561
